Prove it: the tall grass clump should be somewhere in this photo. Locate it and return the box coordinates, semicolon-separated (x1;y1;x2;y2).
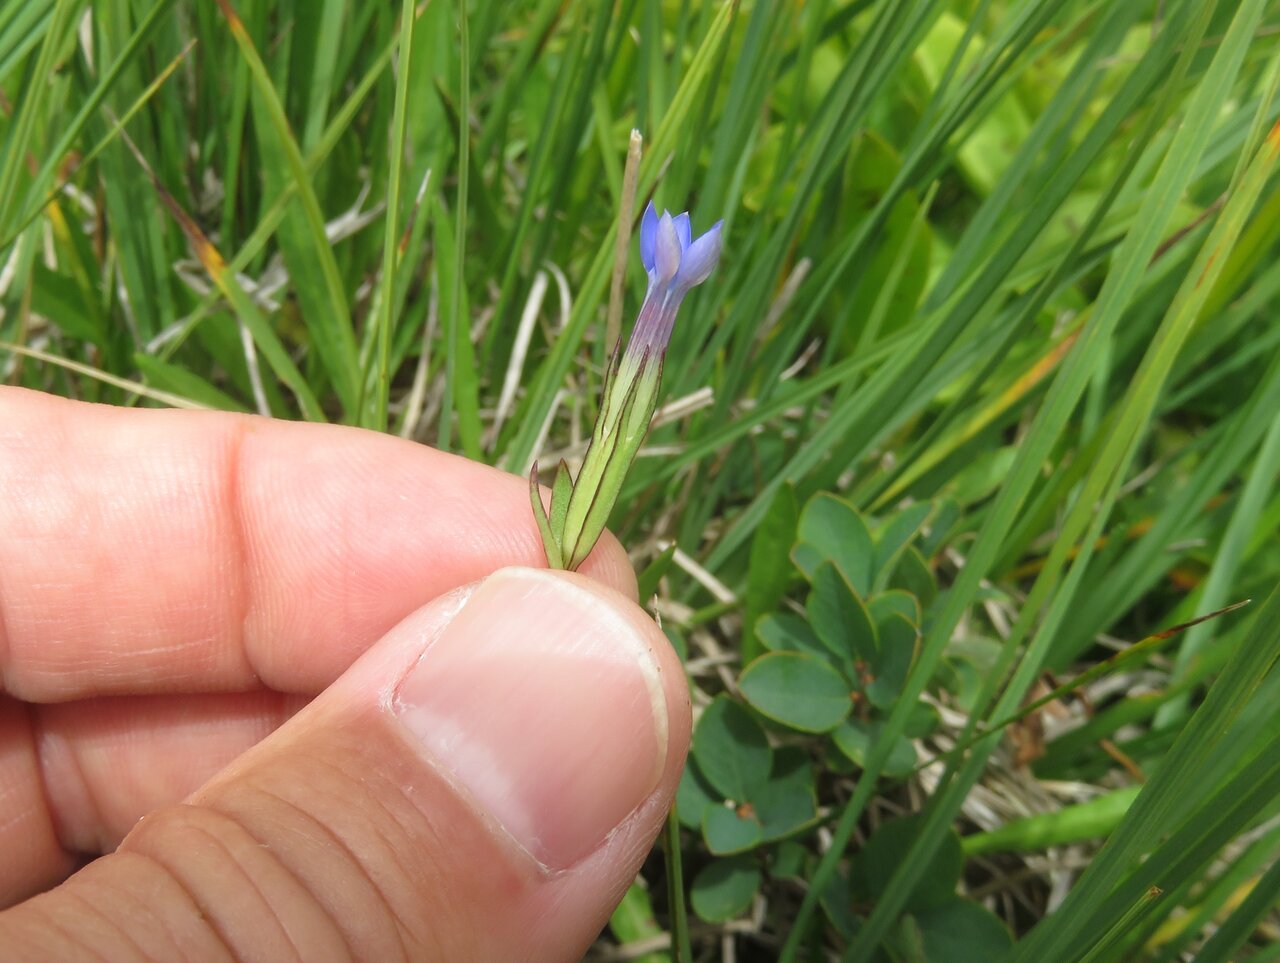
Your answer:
3;1;1280;959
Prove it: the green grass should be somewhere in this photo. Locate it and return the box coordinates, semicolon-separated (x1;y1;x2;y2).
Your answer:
4;0;1280;959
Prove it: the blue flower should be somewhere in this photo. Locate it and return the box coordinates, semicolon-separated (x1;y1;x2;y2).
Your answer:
631;201;724;358
531;196;723;572
639;202;723;298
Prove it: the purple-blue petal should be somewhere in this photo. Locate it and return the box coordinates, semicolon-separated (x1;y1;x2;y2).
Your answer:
673;212;692;251
639;201;658;273
654;212;682;285
673;220;723;291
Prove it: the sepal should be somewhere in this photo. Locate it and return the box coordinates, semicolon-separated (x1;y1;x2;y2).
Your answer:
550;459;573;543
529;462;564;569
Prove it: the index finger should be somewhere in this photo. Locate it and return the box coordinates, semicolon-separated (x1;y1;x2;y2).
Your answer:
0;389;637;702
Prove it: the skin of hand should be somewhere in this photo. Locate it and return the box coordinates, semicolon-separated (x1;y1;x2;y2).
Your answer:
0;387;691;962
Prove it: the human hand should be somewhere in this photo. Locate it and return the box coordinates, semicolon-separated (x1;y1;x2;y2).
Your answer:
0;388;690;961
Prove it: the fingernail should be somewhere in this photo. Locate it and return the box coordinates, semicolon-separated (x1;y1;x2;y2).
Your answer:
394;567;668;870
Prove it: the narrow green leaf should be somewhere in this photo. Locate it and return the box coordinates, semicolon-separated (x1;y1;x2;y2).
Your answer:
133;354;248;412
365;0;418;429
122;137;324;420
961;786;1142;857
636;543;677;604
528;465;562;569
0;0;82;239
438;0;482;456
1194;842;1280;963
216;0;360;416
1011;587;1280;960
3;0;179;250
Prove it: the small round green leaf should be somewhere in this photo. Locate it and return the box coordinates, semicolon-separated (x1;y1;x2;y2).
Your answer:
867;612;919;708
692;696;772;800
868;589;921;627
890;544;937;606
905;700;940;739
794;493;875;594
807;562;878;666
912;899;1013;959
853;814;963;912
703;803;764;854
770;840;810;881
884;734;920;778
832;718;917;776
740;652;852;733
756;612;829;658
754;747;820;841
874;501;935;579
675;758;721;830
819;870;861;940
690;856;761;923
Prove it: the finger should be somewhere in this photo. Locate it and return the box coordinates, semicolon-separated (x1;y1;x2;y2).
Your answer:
0;698;76;908
0;388;636;703
0;691;308;907
0;567;692;962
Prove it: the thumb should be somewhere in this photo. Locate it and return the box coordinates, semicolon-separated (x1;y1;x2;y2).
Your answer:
3;567;691;962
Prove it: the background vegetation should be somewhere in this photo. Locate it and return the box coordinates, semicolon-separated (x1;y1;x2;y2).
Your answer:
3;0;1280;959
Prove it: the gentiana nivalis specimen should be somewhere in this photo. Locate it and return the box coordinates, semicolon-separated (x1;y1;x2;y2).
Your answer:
531;201;724;570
